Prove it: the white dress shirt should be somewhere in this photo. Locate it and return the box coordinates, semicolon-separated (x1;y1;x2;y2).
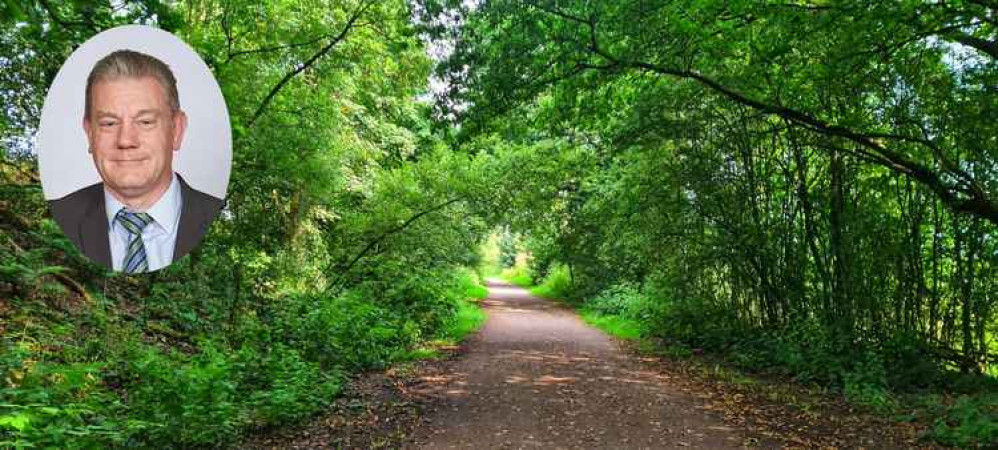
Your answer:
104;172;182;272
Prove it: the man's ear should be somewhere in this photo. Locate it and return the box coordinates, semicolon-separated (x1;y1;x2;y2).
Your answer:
83;117;94;153
171;110;188;151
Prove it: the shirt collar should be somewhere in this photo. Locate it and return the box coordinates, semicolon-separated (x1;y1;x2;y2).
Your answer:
104;172;182;235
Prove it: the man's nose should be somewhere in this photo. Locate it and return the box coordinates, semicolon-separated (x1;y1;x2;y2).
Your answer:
116;121;139;149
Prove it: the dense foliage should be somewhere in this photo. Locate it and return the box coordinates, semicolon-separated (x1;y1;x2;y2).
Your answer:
6;0;998;447
424;0;998;446
2;0;489;447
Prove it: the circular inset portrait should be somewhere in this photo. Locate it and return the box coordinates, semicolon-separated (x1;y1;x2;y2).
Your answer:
38;25;230;273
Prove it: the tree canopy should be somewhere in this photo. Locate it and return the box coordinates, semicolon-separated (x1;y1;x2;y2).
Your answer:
4;0;998;447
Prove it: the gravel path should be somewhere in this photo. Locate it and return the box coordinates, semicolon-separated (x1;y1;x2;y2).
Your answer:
408;279;755;449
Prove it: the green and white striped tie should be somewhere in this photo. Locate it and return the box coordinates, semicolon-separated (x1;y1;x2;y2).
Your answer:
115;208;154;273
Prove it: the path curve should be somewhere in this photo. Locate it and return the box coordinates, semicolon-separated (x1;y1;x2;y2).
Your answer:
408;280;751;449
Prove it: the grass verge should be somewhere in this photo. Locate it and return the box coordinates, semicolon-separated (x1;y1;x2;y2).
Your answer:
578;310;646;341
440;297;487;344
401;270;488;361
500;265;533;288
529;264;573;300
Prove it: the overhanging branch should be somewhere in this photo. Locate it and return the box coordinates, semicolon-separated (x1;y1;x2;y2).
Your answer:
247;0;375;126
525;5;998;224
321;197;464;293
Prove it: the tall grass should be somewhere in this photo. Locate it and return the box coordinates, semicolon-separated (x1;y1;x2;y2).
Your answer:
579;310;646;340
440;298;487;343
530;264;573;300
577;282;657;340
414;269;488;357
446;269;488;341
500;265;532;288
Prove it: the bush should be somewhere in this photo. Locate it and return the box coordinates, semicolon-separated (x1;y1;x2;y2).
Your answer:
769;320;848;385
931;394;998;448
843;351;893;412
0;340;133;448
577;283;671;340
458;269;489;300
2;260;486;448
880;332;946;389
438;297;487;343
377;271;461;336
584;283;904;415
501;264;532;288
531;263;573;300
586;283;657;319
125;344;242;446
242;345;341;426
283;292;422;372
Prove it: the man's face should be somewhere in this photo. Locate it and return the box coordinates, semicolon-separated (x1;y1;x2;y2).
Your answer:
84;76;186;202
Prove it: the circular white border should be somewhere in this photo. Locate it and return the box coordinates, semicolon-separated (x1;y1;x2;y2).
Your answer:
38;25;231;200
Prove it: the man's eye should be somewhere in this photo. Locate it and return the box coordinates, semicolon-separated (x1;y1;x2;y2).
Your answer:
138;119;156;127
99;121;117;128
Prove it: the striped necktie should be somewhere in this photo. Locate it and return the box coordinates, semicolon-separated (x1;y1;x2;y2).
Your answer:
115;208;154;273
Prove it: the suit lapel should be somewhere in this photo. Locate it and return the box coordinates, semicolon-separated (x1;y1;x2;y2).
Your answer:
174;175;206;261
79;186;112;269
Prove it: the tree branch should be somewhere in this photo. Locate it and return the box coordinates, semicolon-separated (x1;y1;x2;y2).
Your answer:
37;0;96;30
247;0;375;126
224;33;338;64
944;32;998;60
631;60;997;223
322;197;464;292
518;5;998;224
967;0;998;15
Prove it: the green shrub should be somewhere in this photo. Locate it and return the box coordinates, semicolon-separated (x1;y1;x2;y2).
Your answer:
0;341;133;448
380;272;460;333
285;292;422;371
501;265;532;288
843;351;893;412
459;270;489;300
586;283;666;322
2;260;489;449
531;264;573;300
880;332;946;389
580;310;646;340
589;284;906;415
125;344;242;447
438;298;487;343
577;283;674;340
242;345;341;426
466;283;489;300
770;320;848;385
931;394;998;448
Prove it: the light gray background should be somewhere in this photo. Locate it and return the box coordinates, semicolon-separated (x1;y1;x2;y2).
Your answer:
39;25;231;200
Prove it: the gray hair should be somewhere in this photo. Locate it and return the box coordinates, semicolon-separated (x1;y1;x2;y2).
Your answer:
84;49;180;119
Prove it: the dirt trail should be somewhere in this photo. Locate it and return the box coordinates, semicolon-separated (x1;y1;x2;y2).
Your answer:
407;280;753;449
247;279;931;449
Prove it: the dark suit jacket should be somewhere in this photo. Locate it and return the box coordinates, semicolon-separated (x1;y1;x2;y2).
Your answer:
49;174;224;270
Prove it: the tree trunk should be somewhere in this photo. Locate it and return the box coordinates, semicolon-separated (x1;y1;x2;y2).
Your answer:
829;147;850;336
929;199;942;340
790;129;831;321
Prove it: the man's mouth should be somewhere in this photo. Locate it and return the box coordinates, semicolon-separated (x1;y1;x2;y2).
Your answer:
113;157;148;164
